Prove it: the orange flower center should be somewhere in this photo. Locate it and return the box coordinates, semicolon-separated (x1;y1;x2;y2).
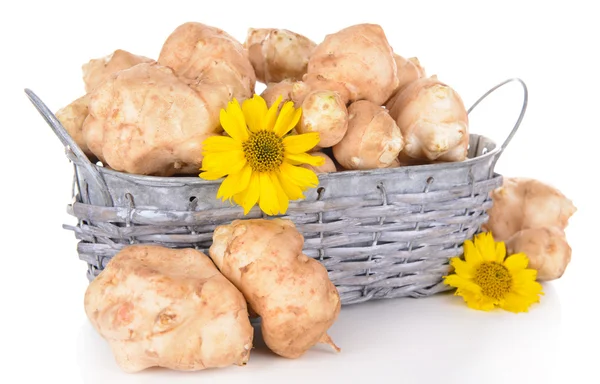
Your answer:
474;262;513;300
242;130;284;172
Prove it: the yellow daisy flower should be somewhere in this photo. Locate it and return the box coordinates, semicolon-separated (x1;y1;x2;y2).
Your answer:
443;232;544;313
200;95;325;215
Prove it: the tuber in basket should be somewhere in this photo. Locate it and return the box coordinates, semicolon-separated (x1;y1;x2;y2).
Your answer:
25;78;527;305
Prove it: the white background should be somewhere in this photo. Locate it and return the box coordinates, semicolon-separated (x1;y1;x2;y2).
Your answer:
1;1;598;383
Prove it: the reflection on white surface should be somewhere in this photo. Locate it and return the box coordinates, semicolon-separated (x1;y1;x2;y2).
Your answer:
77;283;561;384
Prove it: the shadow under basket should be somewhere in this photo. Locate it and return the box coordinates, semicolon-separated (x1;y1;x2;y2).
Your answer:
25;78;528;306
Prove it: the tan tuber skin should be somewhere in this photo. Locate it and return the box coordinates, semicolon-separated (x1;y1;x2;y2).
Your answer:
55;94;94;158
84;245;253;373
333;100;404;170
245;28;316;84
209;219;341;359
158;22;256;101
385;54;426;107
484;177;577;281
506;227;572;281
387;76;469;162
305;23;399;105
297;90;348;148
483;177;577;242
83;63;227;176
260;79;311;108
301;151;336;173
82;49;154;93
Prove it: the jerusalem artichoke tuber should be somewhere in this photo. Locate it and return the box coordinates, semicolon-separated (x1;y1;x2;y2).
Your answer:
209;219;341;359
297;90;348;148
82;49;154;93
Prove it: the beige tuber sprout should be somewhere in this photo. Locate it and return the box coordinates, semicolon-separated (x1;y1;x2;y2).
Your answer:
333;100;404;170
209;219;341;359
83;63;227;176
245;28;316;84
387;76;469;162
158;22;256;100
82;49;154;93
84;245;253;373
297;90;348;148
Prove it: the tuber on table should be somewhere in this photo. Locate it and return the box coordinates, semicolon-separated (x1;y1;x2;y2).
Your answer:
83;62;227;176
158;22;256;101
84;245;254;373
387;75;469;162
82;49;154;93
245;28;316;84
333;100;404;170
209;218;341;359
484;177;577;281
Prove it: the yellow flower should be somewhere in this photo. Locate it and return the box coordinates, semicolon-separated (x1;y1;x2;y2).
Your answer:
443;232;543;313
199;95;325;215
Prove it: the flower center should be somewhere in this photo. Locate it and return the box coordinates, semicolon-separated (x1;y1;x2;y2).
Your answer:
242;130;284;173
474;262;513;300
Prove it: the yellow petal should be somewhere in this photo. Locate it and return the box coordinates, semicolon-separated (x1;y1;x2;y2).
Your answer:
220;101;249;141
242;95;268;133
216;164;253;201
504;253;529;273
277;172;305;201
264;96;283;132
258;172;280;215
463;239;483;266
233;172;260;214
201;150;246;175
284;152;326;166
500;292;537;313
449;257;475;279
270;173;289;214
280;162;319;189
443;274;481;293
283;132;321;154
474;232;497;262
199;169;228;180
463;291;497;311
274;103;302;137
495;241;507;263
201;135;242;152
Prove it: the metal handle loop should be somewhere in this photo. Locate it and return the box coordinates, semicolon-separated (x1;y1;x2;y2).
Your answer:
467;78;528;156
24;88;113;207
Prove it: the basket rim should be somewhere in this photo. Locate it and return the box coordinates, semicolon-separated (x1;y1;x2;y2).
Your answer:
81;133;500;186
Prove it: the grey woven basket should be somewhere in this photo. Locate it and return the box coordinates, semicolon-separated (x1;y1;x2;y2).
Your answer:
25;78;527;305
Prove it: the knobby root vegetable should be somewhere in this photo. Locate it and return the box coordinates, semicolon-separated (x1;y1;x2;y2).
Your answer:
297;90;348;147
260;79;311;108
301;151;336;173
305;23;398;105
158;22;256;100
55;94;94;158
385;54;426;106
506;227;572;281
245;28;316;83
209;219;341;359
82;49;154;93
83;62;227;176
84;245;253;373
483;177;577;241
387;76;469;162
333;100;404;170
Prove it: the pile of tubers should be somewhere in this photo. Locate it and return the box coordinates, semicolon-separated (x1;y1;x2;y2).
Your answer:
56;21;470;177
85;219;341;372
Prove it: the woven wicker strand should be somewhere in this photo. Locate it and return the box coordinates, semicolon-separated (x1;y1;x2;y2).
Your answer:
25;78;528;306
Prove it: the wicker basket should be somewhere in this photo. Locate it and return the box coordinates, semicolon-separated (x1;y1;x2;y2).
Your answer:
25;78;527;305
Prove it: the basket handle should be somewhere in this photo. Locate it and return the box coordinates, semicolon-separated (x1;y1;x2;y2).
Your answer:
467;78;528;157
24;88;113;207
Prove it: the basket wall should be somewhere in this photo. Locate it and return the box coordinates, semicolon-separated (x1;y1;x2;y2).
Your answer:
65;134;502;305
